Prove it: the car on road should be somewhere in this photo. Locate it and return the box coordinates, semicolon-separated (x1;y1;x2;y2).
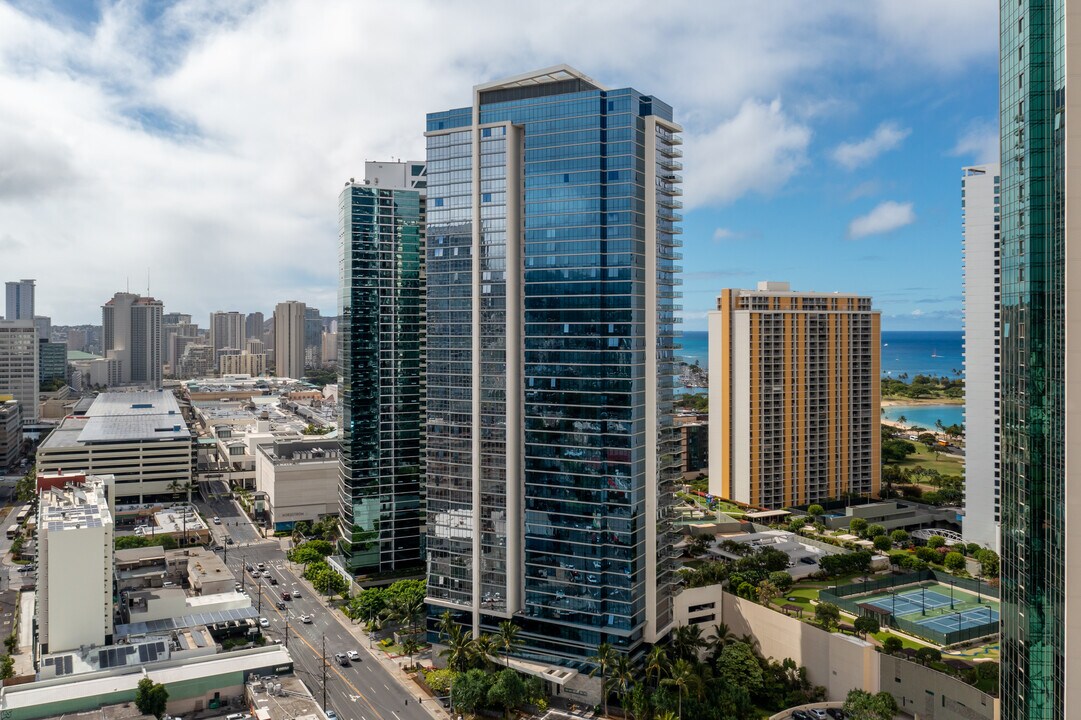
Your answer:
269;577;279;585
235;582;243;591
245;563;254;572
281;592;291;601
257;562;266;570
324;712;337;720
212;517;221;525
347;650;360;661
226;537;234;544
258;617;270;628
212;545;224;552
334;652;349;666
262;570;271;577
276;601;286;610
225;714;250;720
799;556;817;565
300;615;313;624
292;590;301;598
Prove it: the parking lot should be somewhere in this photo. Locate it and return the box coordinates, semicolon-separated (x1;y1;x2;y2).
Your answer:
706;530;845;579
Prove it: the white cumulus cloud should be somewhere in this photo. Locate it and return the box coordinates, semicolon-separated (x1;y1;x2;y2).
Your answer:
952;119;999;163
832;122;910;170
848;201;916;238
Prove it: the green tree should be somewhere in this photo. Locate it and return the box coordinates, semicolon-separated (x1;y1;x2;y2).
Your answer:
347;587;387;627
916;647;942;666
882;636;903;655
610;654;636;719
716;641;764;695
815;602;841;631
288;544;325;565
853;616;880;638
452;668;492;714
865;524;886;538
843;689;899;720
926;535;946;550
707;622;737;664
756;579;781;606
890;529;910;546
0;654;14;679
646;644;669;688
671;623;706;661
976;548;1000;578
873;535;892;552
423;667;455;695
439;624;474;672
807;504;825;522
588;642;616;717
849;518;868;536
135;677;169;719
487;668;527;719
660;658;701;720
767;570;793;594
944;551;966;573
401;636;422;670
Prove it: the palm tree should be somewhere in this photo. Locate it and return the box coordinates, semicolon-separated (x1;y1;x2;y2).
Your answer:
645;645;669;689
401;636;422;670
737;633;761;655
671;623;705;662
396;594;425;638
588;642;616;717
439;624;473;672
470;634;498;669
660;658;700;720
897;414;907;427
656;712;679;720
495;620;522;667
707;623;736;662
611;654;636;720
166;479;181;498
437;610;455;642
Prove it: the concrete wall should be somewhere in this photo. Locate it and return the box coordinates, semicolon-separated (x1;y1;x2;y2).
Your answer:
880;655;998;720
675;586;878;701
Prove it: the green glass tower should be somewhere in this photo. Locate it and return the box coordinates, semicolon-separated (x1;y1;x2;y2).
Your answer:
338;161;426;574
999;1;1081;717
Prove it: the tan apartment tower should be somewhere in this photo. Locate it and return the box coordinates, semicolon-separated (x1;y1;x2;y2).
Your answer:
273;301;306;379
708;281;880;509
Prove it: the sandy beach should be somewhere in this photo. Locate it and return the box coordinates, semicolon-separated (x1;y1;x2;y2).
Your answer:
881;396;964;407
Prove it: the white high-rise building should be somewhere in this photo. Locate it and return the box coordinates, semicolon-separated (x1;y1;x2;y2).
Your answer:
273;301;306;379
961;163;1001;552
4;279;35;321
36;474;114;655
0;320;39;424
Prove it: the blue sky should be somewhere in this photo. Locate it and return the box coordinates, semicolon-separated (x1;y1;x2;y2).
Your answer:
0;1;997;329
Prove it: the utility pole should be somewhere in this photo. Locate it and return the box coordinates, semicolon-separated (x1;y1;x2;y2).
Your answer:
321;633;328;712
284;615;290;648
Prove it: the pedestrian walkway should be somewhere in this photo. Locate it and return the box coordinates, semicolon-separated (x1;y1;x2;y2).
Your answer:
287;562;452;720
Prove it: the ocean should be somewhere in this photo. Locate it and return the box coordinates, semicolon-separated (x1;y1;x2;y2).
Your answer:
679;329;964;380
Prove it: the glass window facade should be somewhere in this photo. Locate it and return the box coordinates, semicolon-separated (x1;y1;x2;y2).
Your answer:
338;183;425;574
425;72;682;666
999;1;1065;717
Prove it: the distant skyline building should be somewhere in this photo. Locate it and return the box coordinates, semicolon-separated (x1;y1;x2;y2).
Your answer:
209;311;244;369
998;2;1078;717
0;319;39;423
246;312;265;345
38;339;67;387
304;306;322;368
102;292;163;387
708;281;881;509
33;315;51;341
4;279;34;321
338;161;425;574
961;163;1001;552
423;66;682;666
273;301;306;379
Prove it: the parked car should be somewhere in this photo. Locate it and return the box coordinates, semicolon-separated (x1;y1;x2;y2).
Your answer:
347;650;360;661
800;556;817;565
226;537;234;545
791;711;812;720
809;709;829;720
212;517;221;525
258;617;270;628
825;710;846;720
334;652;349;667
226;714;249;720
325;712;337;720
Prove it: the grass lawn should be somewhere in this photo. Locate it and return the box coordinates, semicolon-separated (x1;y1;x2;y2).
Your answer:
872;630;934;651
893;441;965;477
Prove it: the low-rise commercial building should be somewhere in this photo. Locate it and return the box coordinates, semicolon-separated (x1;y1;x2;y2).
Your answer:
36;391;193;503
36;475;114;655
254;438;339;531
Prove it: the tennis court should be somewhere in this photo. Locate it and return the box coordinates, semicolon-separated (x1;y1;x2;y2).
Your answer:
914;606;1000;634
864;587;955;616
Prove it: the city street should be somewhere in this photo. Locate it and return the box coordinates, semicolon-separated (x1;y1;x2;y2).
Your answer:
196;478;263;544
215;525;440;720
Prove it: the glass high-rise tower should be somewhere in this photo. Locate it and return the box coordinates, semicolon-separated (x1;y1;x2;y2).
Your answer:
999;1;1081;717
424;66;682;666
338;162;426;574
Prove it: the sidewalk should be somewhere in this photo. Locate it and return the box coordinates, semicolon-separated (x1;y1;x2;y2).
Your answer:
287;561;453;720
